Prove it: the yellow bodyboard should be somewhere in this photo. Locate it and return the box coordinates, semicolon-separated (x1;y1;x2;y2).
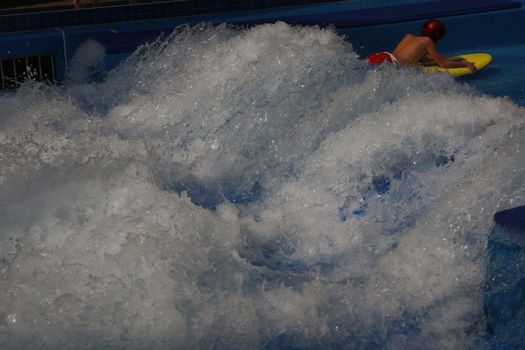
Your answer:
422;53;492;77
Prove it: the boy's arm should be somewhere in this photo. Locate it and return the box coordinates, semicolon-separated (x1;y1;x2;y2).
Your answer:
424;39;477;72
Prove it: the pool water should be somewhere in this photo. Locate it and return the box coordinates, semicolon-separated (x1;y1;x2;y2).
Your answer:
462;43;525;106
0;22;524;349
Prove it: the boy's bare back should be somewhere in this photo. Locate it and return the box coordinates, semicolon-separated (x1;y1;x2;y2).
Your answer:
392;34;432;65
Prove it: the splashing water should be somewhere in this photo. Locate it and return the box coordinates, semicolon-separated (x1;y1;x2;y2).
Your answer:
1;22;524;349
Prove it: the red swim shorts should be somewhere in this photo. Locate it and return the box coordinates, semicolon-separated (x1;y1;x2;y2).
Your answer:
367;52;397;65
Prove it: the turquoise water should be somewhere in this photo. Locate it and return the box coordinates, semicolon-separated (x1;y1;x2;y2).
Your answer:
0;23;524;349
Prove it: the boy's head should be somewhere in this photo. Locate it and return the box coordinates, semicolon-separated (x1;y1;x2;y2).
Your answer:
421;19;447;43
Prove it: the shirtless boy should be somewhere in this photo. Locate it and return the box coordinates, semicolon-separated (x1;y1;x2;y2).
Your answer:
368;19;477;72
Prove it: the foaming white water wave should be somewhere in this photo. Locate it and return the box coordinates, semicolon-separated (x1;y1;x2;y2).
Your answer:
68;39;107;84
0;23;524;349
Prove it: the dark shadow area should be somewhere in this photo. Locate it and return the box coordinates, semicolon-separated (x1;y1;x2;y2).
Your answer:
494;205;525;232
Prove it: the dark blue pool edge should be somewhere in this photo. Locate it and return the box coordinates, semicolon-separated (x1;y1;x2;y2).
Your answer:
0;0;521;34
485;206;525;348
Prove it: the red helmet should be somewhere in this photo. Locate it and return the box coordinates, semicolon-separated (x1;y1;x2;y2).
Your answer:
421;19;447;43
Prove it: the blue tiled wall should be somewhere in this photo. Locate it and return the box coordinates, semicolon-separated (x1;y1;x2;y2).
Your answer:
1;0;521;34
0;0;338;34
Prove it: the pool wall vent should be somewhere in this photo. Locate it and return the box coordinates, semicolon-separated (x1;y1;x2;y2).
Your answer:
0;54;56;91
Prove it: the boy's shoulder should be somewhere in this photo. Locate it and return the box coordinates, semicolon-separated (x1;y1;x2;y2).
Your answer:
412;34;433;44
403;33;429;43
405;34;433;48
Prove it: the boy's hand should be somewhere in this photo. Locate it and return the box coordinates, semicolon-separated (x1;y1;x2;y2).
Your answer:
466;61;477;73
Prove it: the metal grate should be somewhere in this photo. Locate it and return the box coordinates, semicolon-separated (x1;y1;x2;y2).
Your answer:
0;54;56;91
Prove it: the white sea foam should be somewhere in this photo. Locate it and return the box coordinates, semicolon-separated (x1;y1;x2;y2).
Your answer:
0;23;524;349
68;39;107;84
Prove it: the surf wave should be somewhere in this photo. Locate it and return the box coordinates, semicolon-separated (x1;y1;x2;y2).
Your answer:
1;22;524;349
